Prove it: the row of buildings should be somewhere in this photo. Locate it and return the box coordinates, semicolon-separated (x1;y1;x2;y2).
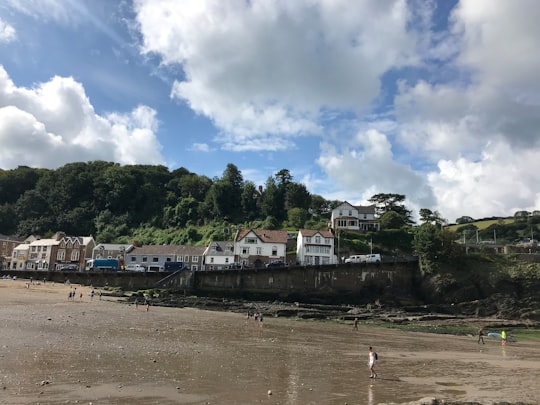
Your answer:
0;202;379;272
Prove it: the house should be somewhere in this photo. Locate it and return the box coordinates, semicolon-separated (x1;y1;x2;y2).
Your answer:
125;245;205;272
10;243;30;270
9;232;95;271
234;229;288;268
54;234;96;271
330;201;380;232
92;243;135;269
0;234;29;270
296;229;336;266
203;241;235;270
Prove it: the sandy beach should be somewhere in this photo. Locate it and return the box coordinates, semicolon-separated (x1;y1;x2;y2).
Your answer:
0;278;538;405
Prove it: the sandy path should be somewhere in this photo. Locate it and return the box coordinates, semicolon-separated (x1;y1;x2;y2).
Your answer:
0;278;538;405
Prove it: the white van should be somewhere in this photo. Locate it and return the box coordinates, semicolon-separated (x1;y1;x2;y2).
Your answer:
125;264;146;272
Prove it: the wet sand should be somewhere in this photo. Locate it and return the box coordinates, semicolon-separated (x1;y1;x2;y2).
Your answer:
0;279;539;405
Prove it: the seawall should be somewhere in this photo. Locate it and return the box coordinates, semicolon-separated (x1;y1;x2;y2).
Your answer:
1;262;419;305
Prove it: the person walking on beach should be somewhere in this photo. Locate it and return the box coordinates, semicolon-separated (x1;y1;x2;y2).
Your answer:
477;327;485;344
353;317;359;331
145;297;151;311
501;330;507;346
368;346;377;379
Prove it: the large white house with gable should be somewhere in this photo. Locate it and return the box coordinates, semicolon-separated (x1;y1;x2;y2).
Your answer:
330;201;380;232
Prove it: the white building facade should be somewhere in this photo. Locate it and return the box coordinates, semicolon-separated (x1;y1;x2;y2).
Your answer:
296;229;336;266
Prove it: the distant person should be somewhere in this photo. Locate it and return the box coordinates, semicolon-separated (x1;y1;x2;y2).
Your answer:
477;327;485;344
368;346;377;379
354;318;359;331
501;330;507;346
145;297;151;311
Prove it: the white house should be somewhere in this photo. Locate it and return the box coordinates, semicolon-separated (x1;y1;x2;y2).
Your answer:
10;243;30;270
234;229;288;268
330;201;379;232
203;241;235;270
296;229;336;266
124;244;206;271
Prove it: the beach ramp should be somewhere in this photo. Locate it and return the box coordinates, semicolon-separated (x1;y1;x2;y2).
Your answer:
155;268;191;288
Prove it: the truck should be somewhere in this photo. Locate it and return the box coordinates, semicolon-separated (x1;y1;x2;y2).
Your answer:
85;258;119;272
344;254;381;264
363;254;381;263
164;261;186;271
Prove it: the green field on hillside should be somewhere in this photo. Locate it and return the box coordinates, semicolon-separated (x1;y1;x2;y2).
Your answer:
447;217;515;232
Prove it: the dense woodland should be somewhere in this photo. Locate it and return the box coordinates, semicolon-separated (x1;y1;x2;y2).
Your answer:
1;162;539;274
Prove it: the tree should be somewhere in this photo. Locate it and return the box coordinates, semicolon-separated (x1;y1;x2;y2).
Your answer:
456;216;474;224
412;223;441;275
369;193;413;225
285;182;311;210
419;208;447;227
379;211;408;230
287;208;308;229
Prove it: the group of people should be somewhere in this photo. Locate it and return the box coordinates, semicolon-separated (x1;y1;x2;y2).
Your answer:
477;327;508;345
67;287;99;301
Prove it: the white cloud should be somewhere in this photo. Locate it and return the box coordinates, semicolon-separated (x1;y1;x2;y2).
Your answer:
387;0;540;220
317;129;435;211
134;0;416;150
0;18;16;42
190;143;212;153
0;65;164;169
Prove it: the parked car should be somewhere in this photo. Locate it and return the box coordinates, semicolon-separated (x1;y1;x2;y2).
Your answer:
266;260;288;268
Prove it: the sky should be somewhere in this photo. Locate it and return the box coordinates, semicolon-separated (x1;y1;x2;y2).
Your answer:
1;0;539;224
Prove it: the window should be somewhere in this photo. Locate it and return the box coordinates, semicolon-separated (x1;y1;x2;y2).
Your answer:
142;257;147;262
42;246;47;252
130;257;136;262
305;237;311;243
192;256;199;262
349;210;352;216
338;219;347;227
325;238;330;244
71;250;79;261
41;253;46;259
57;250;65;260
246;237;257;244
66;241;73;248
256;247;262;255
225;258;229;263
315;236;321;244
242;247;250;255
272;246;277;256
152;257;159;262
60;241;66;248
210;257;214;263
31;246;36;252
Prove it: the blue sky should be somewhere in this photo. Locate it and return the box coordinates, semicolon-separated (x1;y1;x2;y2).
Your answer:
1;0;539;223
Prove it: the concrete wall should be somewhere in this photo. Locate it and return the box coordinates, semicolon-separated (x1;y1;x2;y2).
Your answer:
193;262;418;304
0;270;194;290
1;262;419;304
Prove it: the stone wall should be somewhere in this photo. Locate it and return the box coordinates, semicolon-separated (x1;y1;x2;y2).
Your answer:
1;262;419;305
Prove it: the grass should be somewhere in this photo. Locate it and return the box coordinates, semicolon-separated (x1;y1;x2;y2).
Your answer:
447;217;515;232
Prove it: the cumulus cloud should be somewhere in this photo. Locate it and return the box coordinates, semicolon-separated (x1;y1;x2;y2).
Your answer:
389;0;540;221
0;18;16;42
134;0;416;150
0;66;164;169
